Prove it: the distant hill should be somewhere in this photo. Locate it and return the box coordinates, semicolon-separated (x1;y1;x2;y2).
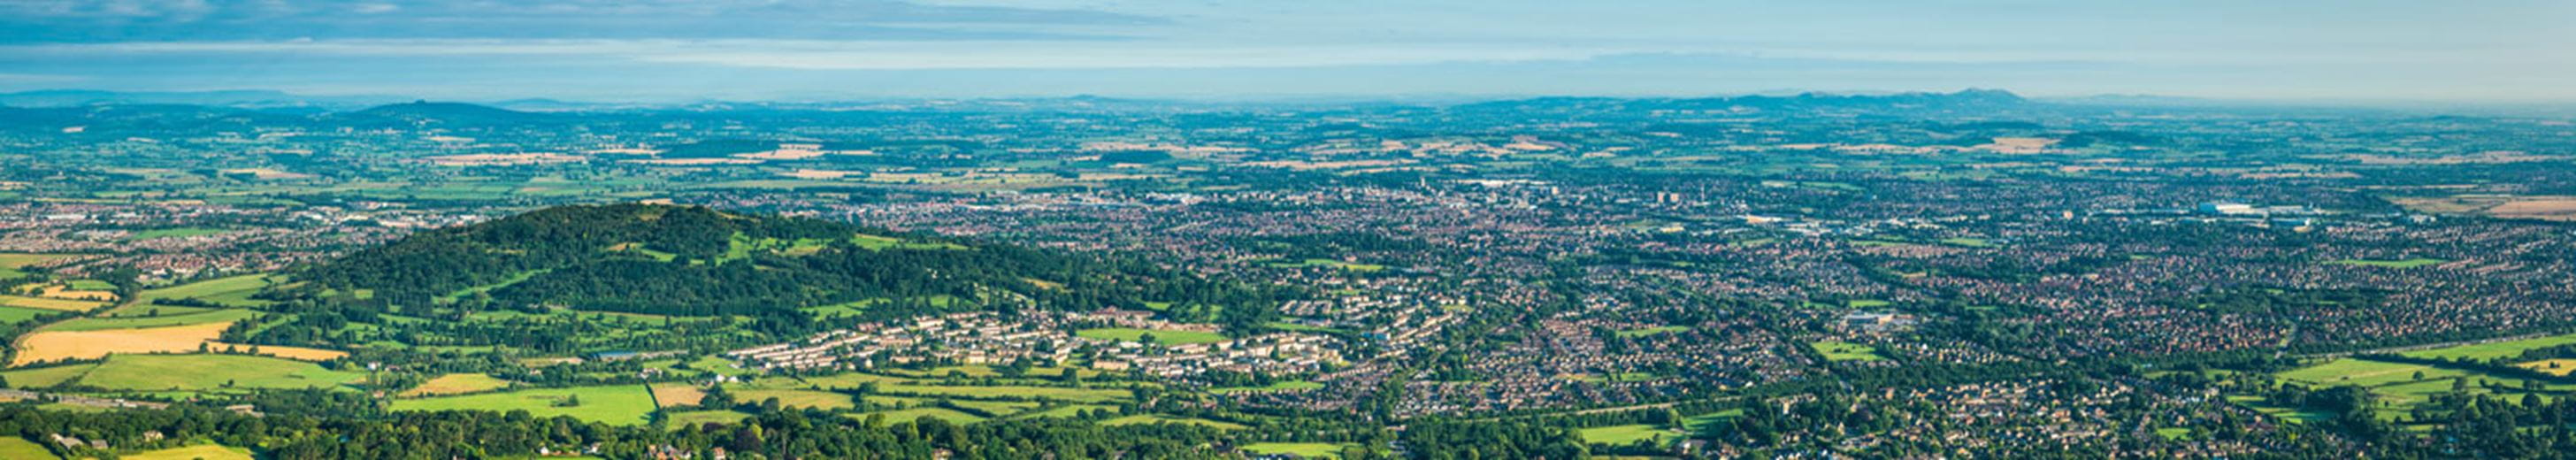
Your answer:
0;89;397;109
342;101;549;125
295;204;1281;324
1453;88;2032;116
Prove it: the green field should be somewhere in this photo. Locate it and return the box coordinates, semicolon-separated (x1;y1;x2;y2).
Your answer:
2279;358;2460;387
1243;442;1352;458
1019;403;1117;418
0;253;76;277
1810;341;1887;362
2329;258;2448;269
42;308;259;332
76;354;364;391
1076;327;1228;345
0;305;58;325
392;385;659;426
0;295;104;311
135;274;278;307
1262;258;1386;272
0;436;60;460
1579;424;1676;446
1939;237;1998;248
2399;334;2576;361
1;364;96;388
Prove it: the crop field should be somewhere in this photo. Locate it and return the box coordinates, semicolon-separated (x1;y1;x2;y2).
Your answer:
41;308;258;332
1810;341;1887;362
31;284;115;302
1076;327;1228;345
649;382;706;407
1581;424;1675;446
2400;333;2576;361
2517;359;2576;376
1243;442;1352;458
12;321;234;365
402;373;515;396
0;295;104;311
74;354;364;391
663;410;750;427
392;385;658;426
732;388;856;410
120;444;255;460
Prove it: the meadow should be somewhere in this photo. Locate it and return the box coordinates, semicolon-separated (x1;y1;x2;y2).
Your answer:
392;385;658;426
134;274;277;307
1810;341;1887;362
2399;333;2576;361
1243;442;1352;458
0;437;58;459
1580;424;1675;446
119;444;255;460
73;354;364;391
402;373;515;396
2329;258;2449;269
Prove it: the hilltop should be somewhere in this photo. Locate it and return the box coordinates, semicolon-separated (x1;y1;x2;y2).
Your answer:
296;203;1276;323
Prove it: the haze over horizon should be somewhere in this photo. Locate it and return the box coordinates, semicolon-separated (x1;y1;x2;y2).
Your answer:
2;0;2571;103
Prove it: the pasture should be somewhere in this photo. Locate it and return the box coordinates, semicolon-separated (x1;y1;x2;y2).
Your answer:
0;305;58;325
41;308;258;332
853;408;986;425
204;342;349;361
11;321;234;365
392;385;658;426
2400;333;2576;361
1077;327;1228;345
1213;380;1324;394
649;382;707;407
0;437;58;460
663;410;750;427
135;274;278;307
1101;414;1246;430
75;354;364;391
732;388;856;410
126;227;230;241
121;445;255;460
0;364;95;387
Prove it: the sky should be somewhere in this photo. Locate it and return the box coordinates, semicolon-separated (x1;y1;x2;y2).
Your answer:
0;0;2570;103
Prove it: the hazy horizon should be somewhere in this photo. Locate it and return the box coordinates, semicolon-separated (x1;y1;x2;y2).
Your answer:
4;1;2571;103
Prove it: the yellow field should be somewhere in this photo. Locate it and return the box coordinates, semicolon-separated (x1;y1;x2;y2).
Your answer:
0;295;104;311
650;381;707;408
33;285;116;302
120;444;254;460
401;373;516;397
206;341;349;361
2518;359;2576;376
11;321;232;365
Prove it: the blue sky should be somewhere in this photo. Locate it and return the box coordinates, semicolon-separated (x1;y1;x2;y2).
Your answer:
0;0;2568;102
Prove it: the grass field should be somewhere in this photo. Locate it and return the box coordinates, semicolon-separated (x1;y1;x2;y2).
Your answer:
0;295;104;312
402;373;515;396
0;253;75;278
1101;414;1246;430
203;342;348;361
1810;341;1887;362
2329;258;2448;269
134;274;277;307
76;354;364;391
1076;327;1228;345
2401;334;2576;361
2279;358;2461;387
1580;425;1675;446
1243;442;1351;458
392;385;658;426
733;388;856;410
0;305;58;325
0;364;95;387
1019;403;1116;418
41;308;258;332
12;321;234;365
0;437;58;460
1262;258;1386;272
947;400;1041;417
